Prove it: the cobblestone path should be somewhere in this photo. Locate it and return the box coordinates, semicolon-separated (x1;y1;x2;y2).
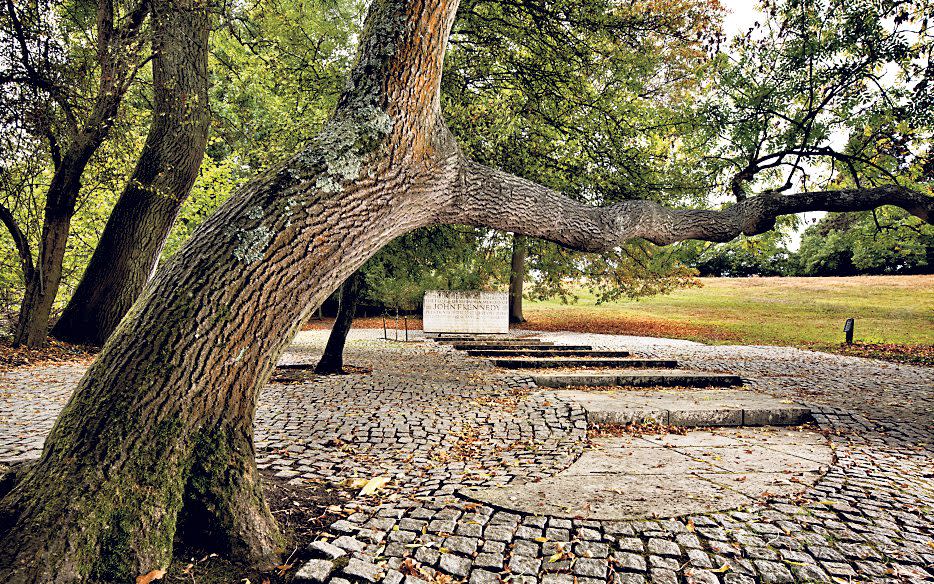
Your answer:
1;330;932;583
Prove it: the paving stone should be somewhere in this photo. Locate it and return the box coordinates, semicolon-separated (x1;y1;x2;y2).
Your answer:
469;569;501;584
307;540;346;560
444;535;479;555
647;538;681;557
573;558;607;578
754;560;794;583
650;568;678;584
342;558;383;582
789;562;830;582
294;559;336;583
684;570;720;584
473;553;503;570
820;561;857;577
439;553;471;577
649;556;679;570
508;555;540;576
575;541;609;558
332;536;366;553
414;547;439;566
612;551;646;572
723;575;756;584
617;537;644;552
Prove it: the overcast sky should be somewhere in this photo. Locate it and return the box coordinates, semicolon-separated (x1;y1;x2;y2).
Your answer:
720;1;762;40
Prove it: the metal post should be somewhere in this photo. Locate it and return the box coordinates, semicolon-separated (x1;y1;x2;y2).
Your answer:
382;314;387;340
404;315;409;342
395;309;400;341
844;318;855;345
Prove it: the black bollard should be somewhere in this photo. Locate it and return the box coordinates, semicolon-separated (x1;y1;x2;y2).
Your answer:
844;318;855;345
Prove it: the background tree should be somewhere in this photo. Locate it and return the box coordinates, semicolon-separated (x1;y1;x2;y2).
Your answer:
444;0;722;313
314;270;363;374
51;0;211;346
0;0;149;347
699;0;932;211
795;209;934;275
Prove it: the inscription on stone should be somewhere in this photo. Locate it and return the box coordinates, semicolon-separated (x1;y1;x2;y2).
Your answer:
423;290;509;334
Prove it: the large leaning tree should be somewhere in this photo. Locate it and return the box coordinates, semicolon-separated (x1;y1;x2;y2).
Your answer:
0;0;932;580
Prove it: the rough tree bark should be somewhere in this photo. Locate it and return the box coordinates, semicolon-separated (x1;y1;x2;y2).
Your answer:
52;0;211;346
315;271;363;374
508;234;526;324
12;0;148;348
0;0;930;580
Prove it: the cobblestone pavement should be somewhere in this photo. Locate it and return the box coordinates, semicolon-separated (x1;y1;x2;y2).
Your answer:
1;330;933;583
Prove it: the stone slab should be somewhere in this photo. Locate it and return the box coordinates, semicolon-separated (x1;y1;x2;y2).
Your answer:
553;389;811;427
460;428;832;520
466;349;630;357
423;290;509;334
454;343;589;351
533;370;742;388
493;358;678;369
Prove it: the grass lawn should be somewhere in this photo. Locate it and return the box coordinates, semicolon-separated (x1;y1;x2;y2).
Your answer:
522;275;934;362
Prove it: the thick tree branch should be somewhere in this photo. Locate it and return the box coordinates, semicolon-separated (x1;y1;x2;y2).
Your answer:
0;201;34;280
454;160;934;250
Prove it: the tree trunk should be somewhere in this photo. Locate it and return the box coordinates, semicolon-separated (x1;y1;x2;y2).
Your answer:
315;271;363;374
52;0;211;346
11;0;147;349
0;0;930;579
14;135;112;348
508;234;526;324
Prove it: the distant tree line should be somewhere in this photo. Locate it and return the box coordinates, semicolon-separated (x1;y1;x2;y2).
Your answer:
683;209;933;277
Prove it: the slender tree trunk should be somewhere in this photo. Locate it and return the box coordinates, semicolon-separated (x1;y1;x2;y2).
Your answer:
0;0;930;579
52;0;211;346
14;133;112;348
508;234;526;324
315;271;363;374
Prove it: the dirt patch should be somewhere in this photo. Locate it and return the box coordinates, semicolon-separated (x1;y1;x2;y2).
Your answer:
822;342;934;367
517;314;739;341
0;339;98;370
272;364;373;383
168;470;349;583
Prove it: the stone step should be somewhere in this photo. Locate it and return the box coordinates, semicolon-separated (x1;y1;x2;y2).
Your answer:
430;335;514;342
493;358;677;369
449;341;557;350
466;349;628;357
532;370;742;388
553;388;811;427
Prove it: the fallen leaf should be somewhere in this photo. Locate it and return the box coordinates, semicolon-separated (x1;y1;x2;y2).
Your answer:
359;476;390;496
136;569;166;584
276;564;293;576
711;564;731;573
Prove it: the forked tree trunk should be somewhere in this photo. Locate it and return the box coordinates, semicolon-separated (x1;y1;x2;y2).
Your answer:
508;234;527;324
315;271;363;374
0;0;930;580
14;128;117;348
52;0;211;346
12;1;147;349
